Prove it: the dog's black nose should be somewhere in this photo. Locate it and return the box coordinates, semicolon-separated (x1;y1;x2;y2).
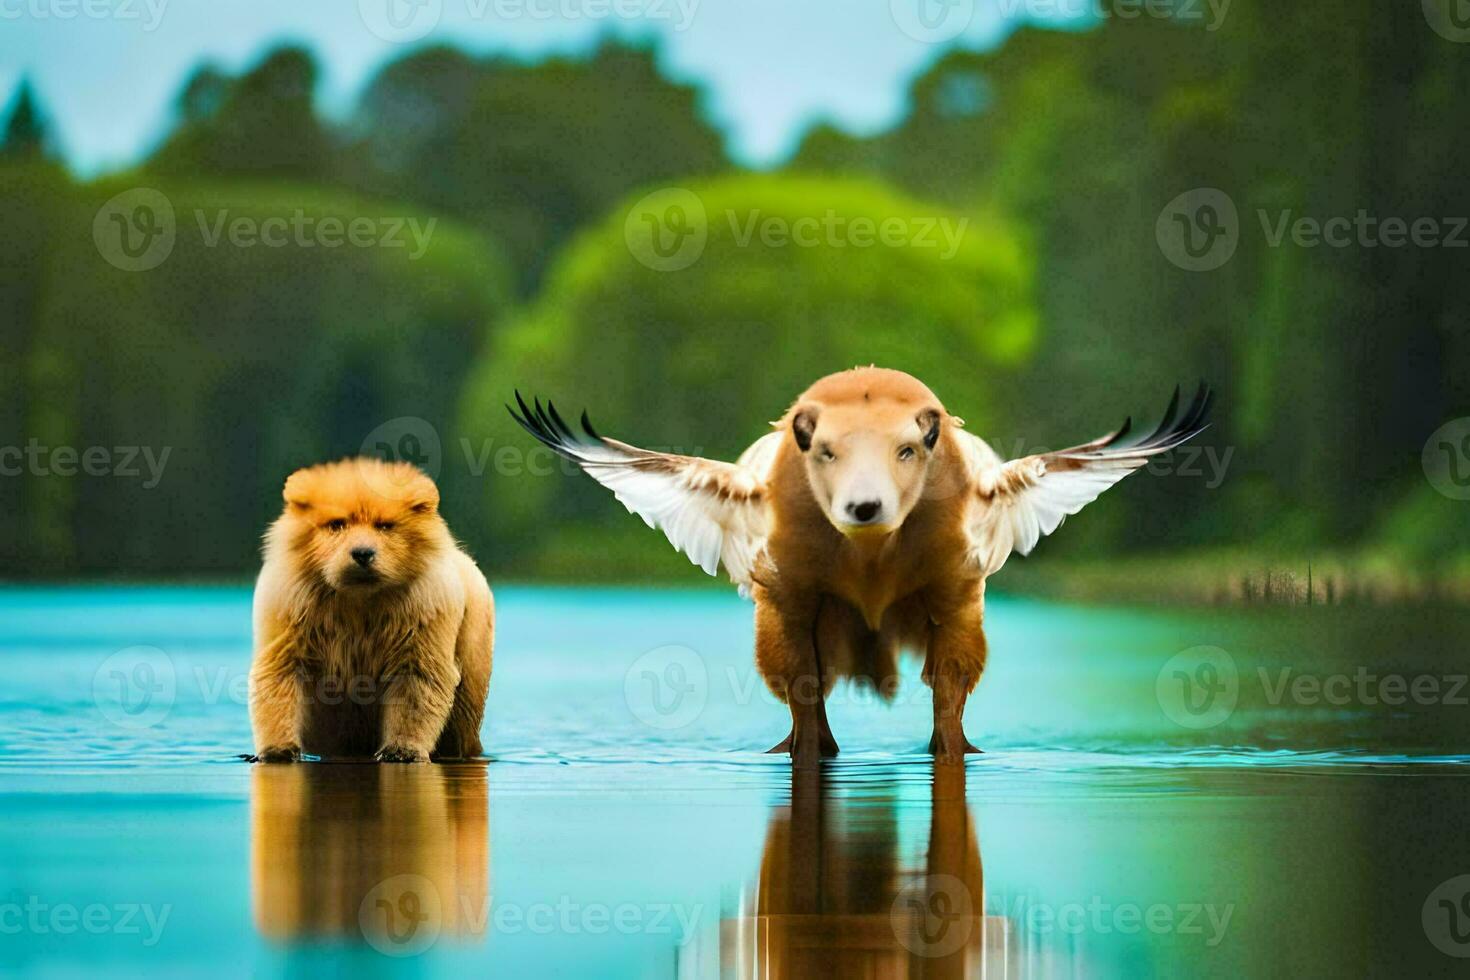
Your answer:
350;547;377;568
846;500;881;523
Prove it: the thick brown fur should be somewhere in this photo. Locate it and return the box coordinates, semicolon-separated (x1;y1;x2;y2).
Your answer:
249;457;493;763
755;367;986;766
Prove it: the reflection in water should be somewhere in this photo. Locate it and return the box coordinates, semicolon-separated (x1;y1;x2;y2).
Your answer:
724;763;1006;978
250;763;489;950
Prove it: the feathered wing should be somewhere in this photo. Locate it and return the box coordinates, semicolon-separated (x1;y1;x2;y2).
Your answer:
508;393;777;592
964;384;1213;575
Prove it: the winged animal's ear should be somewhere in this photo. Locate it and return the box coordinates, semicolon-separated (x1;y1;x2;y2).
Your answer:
918;408;942;450
791;407;820;453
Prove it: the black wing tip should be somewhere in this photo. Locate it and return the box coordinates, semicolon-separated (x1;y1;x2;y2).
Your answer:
1085;382;1211;457
1140;381;1213;451
545;400;578;443
506;391;544;441
505;391;613;458
1136;383;1183;447
1101;415;1133;448
581;409;603;442
507;390;581;455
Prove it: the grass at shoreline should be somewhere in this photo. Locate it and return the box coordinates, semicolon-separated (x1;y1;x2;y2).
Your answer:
994;550;1470;607
5;550;1468;608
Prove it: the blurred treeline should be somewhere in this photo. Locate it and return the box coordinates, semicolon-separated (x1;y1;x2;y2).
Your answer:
2;4;1467;585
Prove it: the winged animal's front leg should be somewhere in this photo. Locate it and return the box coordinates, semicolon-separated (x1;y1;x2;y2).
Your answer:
923;579;987;762
756;589;838;768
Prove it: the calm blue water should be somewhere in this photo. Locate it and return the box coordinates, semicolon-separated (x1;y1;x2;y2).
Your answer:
2;585;1469;976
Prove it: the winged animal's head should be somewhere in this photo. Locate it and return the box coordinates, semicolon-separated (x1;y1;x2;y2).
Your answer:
786;367;952;539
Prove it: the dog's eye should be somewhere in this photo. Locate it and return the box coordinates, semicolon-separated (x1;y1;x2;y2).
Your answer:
897;446;916;461
819;447;836;462
374;521;395;532
324;519;347;533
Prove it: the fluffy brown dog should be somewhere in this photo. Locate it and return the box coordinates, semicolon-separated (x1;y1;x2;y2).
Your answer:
512;367;1208;766
249;457;493;763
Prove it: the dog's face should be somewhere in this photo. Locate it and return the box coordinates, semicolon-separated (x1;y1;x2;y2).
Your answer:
274;458;447;593
791;399;944;537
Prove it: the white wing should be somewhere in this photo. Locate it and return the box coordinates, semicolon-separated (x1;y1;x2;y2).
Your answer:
964;384;1212;575
510;394;776;591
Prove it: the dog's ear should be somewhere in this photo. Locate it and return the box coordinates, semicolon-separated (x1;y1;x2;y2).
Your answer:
407;484;439;515
282;469;314;511
791;407;820;453
918;408;942;450
374;461;439;514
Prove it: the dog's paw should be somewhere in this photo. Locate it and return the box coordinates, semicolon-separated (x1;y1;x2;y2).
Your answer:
249;745;301;763
375;743;429;764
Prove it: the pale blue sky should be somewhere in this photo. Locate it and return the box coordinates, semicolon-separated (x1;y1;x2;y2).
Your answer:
0;0;1085;176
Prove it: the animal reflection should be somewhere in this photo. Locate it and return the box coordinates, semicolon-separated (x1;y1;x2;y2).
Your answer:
724;763;994;978
250;762;488;949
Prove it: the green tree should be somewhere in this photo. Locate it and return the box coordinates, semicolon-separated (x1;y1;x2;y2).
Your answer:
458;173;1034;579
343;40;727;294
792;9;1470;562
13;180;510;576
1;79;53;161
149;47;335;181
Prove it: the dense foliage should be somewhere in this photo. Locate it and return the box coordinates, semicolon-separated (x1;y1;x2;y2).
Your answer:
2;9;1467;581
456;173;1032;576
